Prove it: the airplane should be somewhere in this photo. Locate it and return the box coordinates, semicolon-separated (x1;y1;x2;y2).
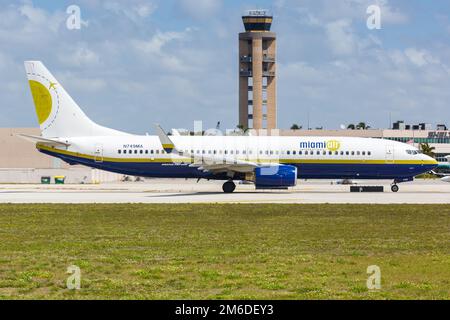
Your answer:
19;61;438;193
431;156;450;183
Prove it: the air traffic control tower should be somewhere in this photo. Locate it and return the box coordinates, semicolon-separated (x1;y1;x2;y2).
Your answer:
239;10;277;130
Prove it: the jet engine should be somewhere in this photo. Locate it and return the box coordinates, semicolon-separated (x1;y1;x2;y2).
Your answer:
246;165;298;189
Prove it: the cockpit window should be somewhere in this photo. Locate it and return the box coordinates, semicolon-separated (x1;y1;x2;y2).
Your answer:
406;150;420;155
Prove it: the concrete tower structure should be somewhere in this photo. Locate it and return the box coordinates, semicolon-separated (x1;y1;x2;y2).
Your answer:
239;10;277;130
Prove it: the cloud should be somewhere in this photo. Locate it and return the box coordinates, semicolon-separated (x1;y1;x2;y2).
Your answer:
103;1;157;22
58;46;100;67
0;0;449;132
374;0;409;25
404;48;439;67
325;20;356;56
132;29;192;55
178;0;222;20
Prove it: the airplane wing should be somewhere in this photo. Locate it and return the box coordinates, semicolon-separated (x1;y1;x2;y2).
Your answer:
17;134;71;147
154;124;259;174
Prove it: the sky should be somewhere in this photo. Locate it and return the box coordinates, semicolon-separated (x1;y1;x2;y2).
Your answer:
0;0;449;134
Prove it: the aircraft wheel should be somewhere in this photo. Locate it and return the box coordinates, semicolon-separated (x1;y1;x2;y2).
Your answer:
391;184;399;193
223;181;236;193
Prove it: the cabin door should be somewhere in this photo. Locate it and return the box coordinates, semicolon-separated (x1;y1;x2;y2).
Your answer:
385;145;394;163
94;144;104;163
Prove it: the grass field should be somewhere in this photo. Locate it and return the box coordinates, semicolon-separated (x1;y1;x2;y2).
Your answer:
0;204;449;300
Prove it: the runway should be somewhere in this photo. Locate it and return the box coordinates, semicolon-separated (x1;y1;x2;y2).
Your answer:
1;179;450;204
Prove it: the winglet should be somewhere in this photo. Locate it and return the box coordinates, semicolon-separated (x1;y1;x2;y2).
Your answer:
154;124;176;153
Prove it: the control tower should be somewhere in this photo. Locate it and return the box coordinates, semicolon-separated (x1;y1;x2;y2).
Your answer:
239;10;277;130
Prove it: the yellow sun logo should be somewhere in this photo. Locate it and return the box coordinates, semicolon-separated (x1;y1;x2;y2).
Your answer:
327;140;341;152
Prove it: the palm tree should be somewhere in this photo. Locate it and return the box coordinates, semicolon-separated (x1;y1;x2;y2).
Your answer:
290;124;302;130
356;122;367;130
420;143;436;158
347;124;355;130
236;124;249;134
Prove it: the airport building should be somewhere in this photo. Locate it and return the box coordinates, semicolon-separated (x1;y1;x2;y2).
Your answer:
239;10;277;131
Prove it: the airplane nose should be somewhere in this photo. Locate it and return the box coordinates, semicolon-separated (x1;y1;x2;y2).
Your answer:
426;156;438;166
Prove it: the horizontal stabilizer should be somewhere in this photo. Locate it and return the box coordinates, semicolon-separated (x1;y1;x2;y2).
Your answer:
17;134;70;147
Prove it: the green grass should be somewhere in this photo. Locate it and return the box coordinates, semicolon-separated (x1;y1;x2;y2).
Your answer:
0;204;449;300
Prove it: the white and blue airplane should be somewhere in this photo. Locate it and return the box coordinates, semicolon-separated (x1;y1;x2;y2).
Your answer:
20;61;438;193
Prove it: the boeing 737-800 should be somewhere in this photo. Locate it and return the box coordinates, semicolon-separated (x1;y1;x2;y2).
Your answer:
20;61;438;193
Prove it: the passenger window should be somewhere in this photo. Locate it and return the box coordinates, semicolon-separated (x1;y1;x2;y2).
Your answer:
293;151;297;155
351;151;355;156
329;151;332;155
145;150;148;154
118;150;121;154
362;151;366;156
299;151;302;155
357;151;360;156
346;151;349;155
316;151;320;155
323;151;327;155
305;151;309;155
340;151;344;155
134;150;138;154
287;151;290;155
368;151;372;156
236;151;239;155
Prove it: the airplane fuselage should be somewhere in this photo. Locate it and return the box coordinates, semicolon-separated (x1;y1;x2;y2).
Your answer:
37;135;437;181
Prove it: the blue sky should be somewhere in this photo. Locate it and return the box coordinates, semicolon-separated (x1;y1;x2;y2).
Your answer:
0;0;449;133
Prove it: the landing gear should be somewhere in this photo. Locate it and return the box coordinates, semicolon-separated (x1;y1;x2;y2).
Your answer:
391;184;399;193
222;180;236;193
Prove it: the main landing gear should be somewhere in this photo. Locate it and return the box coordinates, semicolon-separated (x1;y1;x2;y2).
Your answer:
222;180;236;193
391;184;399;193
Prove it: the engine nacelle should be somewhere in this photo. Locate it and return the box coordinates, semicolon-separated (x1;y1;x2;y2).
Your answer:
442;176;450;183
252;165;298;189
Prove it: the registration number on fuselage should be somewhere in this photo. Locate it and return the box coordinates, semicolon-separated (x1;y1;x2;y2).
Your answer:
123;144;144;149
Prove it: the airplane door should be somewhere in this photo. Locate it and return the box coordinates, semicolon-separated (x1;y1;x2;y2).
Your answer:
94;144;103;163
385;145;394;163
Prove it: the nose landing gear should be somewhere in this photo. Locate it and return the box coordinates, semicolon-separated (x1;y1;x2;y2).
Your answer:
222;180;236;193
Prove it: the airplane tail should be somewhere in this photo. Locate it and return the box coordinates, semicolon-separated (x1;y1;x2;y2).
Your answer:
24;61;126;138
